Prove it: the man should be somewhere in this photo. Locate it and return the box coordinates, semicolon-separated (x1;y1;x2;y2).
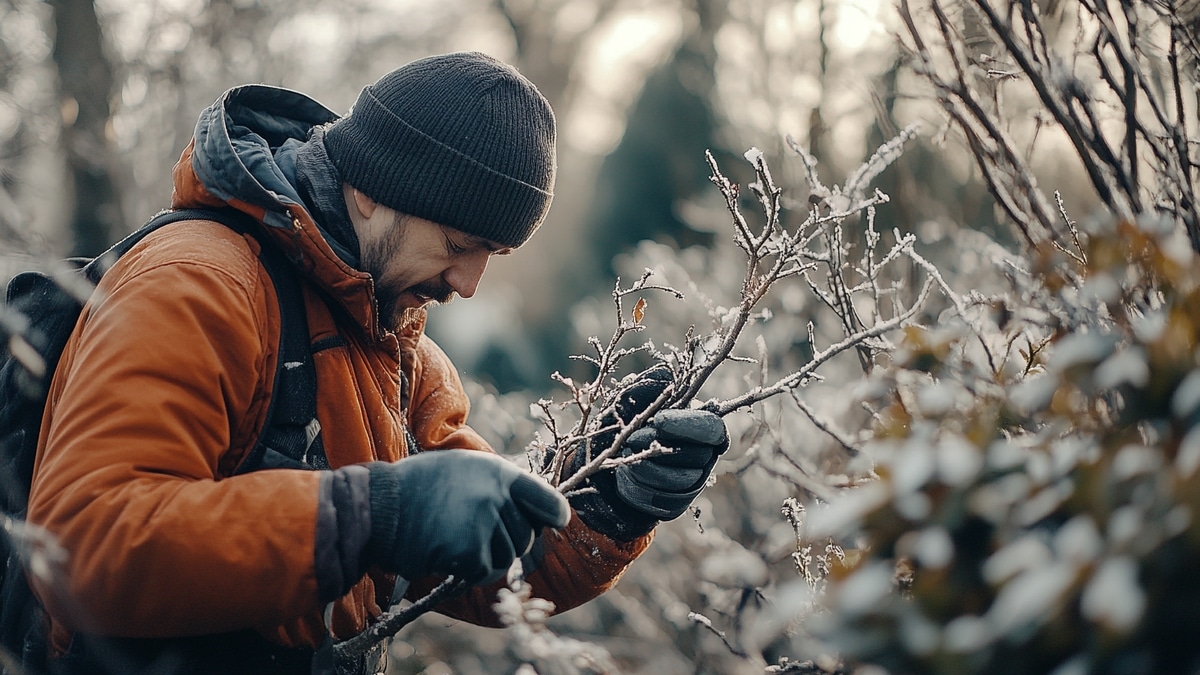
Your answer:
25;52;727;674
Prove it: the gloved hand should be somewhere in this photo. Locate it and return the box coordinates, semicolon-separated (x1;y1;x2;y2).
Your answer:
364;450;570;584
569;368;729;541
608;408;728;519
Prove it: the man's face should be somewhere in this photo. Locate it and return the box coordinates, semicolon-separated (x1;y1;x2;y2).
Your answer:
357;207;513;326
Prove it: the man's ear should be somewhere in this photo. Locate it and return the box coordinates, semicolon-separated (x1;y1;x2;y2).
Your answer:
346;185;378;219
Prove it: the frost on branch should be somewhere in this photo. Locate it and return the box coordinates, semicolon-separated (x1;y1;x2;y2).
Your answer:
332;122;967;670
1;514;66;590
897;0;1200;252
335;133;940;663
536;128;935;499
494;561;617;675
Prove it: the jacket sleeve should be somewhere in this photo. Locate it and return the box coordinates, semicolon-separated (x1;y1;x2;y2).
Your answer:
27;226;326;638
402;334;653;626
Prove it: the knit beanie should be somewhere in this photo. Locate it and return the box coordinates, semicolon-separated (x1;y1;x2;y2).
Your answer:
324;52;557;248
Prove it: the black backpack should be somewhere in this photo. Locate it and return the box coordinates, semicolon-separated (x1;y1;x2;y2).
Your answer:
0;207;324;673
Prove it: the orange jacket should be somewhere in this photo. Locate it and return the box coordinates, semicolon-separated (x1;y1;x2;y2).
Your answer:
27;85;651;654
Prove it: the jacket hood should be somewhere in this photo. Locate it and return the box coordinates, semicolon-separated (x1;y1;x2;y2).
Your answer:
172;84;403;340
190;85;336;227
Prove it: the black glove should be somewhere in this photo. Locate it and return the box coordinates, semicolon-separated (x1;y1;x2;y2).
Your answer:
569;369;729;541
364;450;570;584
609;408;728;518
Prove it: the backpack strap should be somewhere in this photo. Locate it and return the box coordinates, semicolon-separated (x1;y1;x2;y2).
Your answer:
116;208;327;473
232;220;328;473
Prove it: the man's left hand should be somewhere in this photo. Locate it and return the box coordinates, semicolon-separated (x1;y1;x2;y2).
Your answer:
609;409;728;520
568;401;729;541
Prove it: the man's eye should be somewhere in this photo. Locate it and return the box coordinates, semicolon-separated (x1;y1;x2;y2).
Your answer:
445;236;467;254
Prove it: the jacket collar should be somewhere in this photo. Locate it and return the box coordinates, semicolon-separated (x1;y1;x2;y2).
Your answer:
171;84;392;340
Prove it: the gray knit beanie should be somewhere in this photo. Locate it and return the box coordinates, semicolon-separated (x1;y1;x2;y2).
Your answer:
324;52;557;248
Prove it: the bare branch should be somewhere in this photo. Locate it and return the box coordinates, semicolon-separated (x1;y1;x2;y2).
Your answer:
334;577;471;662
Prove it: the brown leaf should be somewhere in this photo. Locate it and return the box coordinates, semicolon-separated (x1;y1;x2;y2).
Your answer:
633;298;646;324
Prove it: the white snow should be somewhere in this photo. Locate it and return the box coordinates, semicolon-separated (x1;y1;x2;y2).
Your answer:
899;612;940;656
1048;656;1090;675
1111;445;1162;480
1048;333;1119;371
987;439;1030;470
1106;506;1143;549
1172;370;1200;419
1094;347;1149;389
1081;556;1145;631
986;561;1076;636
1165;505;1192;537
943;615;992;653
1132;310;1168;343
937;436;983;486
916;382;959;416
699;547;770;587
804;481;890;539
1078;273;1120;305
1010;374;1057;414
1176;427;1200;477
912;526;954;569
894;492;932;521
1053;515;1102;564
836;562;894;615
983;534;1052;584
892;441;935;494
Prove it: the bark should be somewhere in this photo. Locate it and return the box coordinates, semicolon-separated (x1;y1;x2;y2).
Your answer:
50;0;121;257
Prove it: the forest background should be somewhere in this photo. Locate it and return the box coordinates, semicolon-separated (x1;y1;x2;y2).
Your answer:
2;0;1199;674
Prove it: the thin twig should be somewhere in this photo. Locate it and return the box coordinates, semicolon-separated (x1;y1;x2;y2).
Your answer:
333;576;469;662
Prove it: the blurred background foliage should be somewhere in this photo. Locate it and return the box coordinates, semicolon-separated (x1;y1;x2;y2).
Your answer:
4;1;1199;674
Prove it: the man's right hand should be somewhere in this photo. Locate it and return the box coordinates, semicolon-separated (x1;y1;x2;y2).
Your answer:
363;450;570;584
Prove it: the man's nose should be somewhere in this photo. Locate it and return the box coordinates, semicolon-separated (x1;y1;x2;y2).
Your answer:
446;250;491;299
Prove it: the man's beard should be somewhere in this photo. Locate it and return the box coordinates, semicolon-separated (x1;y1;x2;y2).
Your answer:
375;280;456;327
361;217;457;328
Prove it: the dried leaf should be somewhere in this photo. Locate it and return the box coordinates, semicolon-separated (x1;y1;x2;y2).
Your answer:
633;297;646;324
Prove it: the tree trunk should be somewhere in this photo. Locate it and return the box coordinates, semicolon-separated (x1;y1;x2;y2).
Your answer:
50;0;121;257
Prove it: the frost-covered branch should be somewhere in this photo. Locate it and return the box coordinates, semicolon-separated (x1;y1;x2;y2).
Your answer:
494;561;617;675
333;576;468;663
900;0;1200;251
539;133;942;502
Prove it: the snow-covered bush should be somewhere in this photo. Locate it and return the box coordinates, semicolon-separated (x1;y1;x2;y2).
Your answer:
788;216;1200;675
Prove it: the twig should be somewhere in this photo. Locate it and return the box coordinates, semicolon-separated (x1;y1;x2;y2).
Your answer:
711;280;934;417
333;576;468;663
688;611;751;658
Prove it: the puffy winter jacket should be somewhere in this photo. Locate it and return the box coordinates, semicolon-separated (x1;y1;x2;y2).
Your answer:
26;85;651;658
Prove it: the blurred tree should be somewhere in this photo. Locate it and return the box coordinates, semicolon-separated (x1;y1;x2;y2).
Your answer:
865;61;1006;250
481;0;733;390
491;0;623;111
428;0;710;393
49;0;121;257
0;0;26;243
582;0;728;278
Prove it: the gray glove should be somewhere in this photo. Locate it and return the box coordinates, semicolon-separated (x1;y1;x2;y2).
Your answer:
609;409;728;519
569;368;729;541
364;450;570;584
